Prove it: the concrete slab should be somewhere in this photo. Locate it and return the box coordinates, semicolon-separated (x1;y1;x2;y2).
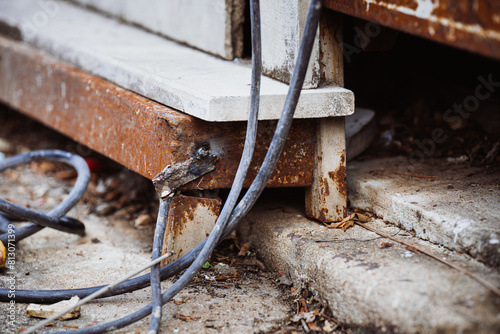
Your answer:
347;157;500;267
0;0;354;121
70;0;245;60
240;192;500;333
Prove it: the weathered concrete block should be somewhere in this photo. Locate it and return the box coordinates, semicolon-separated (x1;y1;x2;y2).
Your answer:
347;156;500;267
241;197;500;333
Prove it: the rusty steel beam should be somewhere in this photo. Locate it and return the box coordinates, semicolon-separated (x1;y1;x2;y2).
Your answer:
0;36;315;189
325;0;500;60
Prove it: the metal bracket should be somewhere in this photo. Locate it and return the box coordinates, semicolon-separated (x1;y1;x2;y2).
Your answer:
152;148;218;199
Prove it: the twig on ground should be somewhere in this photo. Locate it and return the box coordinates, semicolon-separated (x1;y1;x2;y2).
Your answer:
379;170;437;178
355;222;500;298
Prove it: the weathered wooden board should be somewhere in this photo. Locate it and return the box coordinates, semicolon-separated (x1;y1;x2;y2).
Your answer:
260;0;321;88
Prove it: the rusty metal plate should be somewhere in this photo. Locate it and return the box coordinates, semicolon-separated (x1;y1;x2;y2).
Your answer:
325;0;500;60
0;36;315;189
161;194;222;266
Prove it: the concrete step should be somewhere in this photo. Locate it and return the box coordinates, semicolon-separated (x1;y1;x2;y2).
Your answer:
0;0;353;121
241;191;500;333
347;156;500;267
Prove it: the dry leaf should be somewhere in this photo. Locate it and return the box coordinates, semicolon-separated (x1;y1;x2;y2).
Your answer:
353;213;370;222
291;311;316;323
341;220;354;231
380;242;393;249
63;325;79;329
298;298;308;313
307;322;320;330
26;296;81;320
324;212;372;231
323;320;337;333
238;242;250;256
215;274;238;281
53;169;77;180
177;313;200;321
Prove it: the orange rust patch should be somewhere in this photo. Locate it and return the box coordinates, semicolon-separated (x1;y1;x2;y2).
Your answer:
321;177;330;197
329;165;347;199
318;207;329;223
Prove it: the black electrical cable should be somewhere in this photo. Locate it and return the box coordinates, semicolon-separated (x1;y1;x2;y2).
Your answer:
148;197;171;333
0;0;322;309
0;150;89;244
50;0;322;332
1;2;324;332
147;0;262;332
0;213;85;236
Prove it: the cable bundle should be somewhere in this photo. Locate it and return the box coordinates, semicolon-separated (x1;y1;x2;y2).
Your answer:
0;0;324;332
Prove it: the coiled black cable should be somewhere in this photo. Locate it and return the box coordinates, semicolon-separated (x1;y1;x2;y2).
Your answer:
0;150;89;244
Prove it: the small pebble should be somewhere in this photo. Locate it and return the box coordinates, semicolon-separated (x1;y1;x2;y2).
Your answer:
95;203;113;216
0;138;15;153
213;263;233;276
134;214;154;229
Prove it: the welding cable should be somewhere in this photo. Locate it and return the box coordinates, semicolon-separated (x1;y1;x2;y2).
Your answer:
23;0;263;330
0;150;89;244
0;0;322;311
0;203;86;242
38;1;323;333
0;212;83;235
147;0;262;332
148;197;171;333
0;214;12;233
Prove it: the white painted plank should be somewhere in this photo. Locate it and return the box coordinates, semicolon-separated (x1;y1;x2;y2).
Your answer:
70;0;245;60
0;0;354;121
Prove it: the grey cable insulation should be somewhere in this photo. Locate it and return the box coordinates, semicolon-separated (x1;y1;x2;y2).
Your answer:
51;0;322;332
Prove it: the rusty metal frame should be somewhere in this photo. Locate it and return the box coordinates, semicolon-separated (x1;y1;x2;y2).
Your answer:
0;36;315;189
325;0;500;60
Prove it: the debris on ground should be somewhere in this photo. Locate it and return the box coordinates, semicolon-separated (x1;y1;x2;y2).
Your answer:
26;296;81;320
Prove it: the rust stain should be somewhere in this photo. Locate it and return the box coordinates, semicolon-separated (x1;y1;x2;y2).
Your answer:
328;151;347;200
321;177;330;197
161;194;222;266
318;207;329;223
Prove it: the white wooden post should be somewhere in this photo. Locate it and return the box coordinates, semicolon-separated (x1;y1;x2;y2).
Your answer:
260;1;347;222
305;11;347;222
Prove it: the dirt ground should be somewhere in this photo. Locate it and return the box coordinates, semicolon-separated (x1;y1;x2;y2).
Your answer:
0;108;343;333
